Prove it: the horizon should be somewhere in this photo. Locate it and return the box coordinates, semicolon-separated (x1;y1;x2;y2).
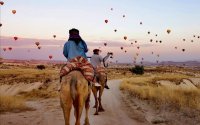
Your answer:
0;0;200;63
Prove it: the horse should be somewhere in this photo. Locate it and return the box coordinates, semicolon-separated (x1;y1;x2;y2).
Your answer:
60;70;91;125
92;70;107;115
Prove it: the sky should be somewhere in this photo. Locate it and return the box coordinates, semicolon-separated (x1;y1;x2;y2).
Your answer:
0;0;200;63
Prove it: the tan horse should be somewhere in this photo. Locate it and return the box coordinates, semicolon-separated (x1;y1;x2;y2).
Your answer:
92;72;107;115
60;71;91;125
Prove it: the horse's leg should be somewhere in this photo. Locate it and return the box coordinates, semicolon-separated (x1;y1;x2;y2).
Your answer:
74;95;84;125
84;93;90;125
60;91;72;125
98;87;105;112
92;87;99;115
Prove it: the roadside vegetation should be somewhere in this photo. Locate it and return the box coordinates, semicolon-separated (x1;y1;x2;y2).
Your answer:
120;73;200;109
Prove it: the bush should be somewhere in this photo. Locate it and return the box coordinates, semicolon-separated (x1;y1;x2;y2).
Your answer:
36;65;45;70
130;65;144;75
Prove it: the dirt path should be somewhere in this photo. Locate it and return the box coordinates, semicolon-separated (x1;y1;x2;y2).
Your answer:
0;80;146;125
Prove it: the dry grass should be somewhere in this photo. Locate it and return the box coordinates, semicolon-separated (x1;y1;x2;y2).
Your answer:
120;73;200;109
0;95;34;113
0;68;59;85
20;89;58;99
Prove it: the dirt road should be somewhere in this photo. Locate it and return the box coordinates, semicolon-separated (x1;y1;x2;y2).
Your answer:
0;80;146;125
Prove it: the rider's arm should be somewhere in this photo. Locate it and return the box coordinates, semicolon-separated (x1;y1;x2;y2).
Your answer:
63;42;69;59
81;40;88;53
103;54;110;62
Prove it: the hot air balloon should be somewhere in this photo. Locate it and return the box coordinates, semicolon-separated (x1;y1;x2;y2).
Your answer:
183;39;186;41
123;15;125;18
156;40;158;43
157;54;160;57
104;43;107;46
3;48;6;51
182;49;185;52
140;61;143;64
131;42;133;45
135;41;137;43
137;46;140;49
167;29;171;34
105;20;108;23
124;36;127;40
150;39;153;42
156;60;159;63
125;50;127;53
12;10;16;14
148;31;150;34
0;23;2;27
136;53;139;56
35;42;40;46
159;40;162;43
140;22;142;25
14;36;18;41
193;35;196;38
0;1;4;5
198;36;200;39
114;29;117;32
155;34;158;37
191;40;194;42
151;52;154;54
175;46;177;49
49;55;53;59
53;35;56;38
8;47;12;51
120;47;123;50
111;8;113;11
142;58;144;60
38;46;41;49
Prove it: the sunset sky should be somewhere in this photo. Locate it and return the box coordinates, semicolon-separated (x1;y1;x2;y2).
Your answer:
0;0;200;63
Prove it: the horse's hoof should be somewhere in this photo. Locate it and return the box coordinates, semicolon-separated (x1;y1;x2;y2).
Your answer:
94;112;99;115
98;108;105;112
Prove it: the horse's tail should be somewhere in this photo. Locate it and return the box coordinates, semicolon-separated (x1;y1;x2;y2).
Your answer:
70;76;77;101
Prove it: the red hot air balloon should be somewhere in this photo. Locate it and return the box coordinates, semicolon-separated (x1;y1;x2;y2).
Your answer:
3;48;6;51
14;36;18;41
105;20;108;23
49;55;53;59
124;36;127;40
35;42;40;46
167;29;171;34
104;43;107;46
0;1;4;5
120;47;123;50
53;35;56;38
12;10;16;14
8;47;12;51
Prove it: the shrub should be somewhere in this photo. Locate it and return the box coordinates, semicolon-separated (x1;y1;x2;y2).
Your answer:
130;65;144;75
36;65;45;70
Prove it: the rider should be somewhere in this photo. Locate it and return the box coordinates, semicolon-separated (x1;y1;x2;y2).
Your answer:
63;28;88;60
59;28;99;90
90;49;112;89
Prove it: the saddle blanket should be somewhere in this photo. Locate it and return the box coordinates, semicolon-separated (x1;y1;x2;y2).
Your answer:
60;56;94;82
